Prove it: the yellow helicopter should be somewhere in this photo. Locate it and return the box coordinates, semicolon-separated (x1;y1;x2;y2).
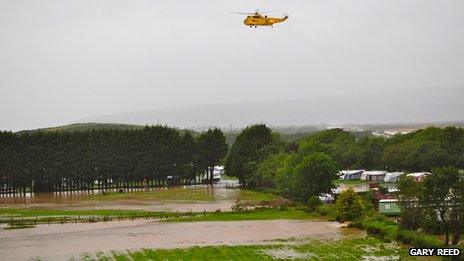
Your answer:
231;10;288;28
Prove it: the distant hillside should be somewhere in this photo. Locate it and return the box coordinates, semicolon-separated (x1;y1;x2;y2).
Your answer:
78;86;464;129
16;121;463;145
16;123;145;134
16;122;323;145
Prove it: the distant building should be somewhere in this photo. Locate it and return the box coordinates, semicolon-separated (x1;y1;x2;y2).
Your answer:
406;172;431;182
361;171;387;181
204;166;224;182
383;172;404;183
212;166;224;182
338;170;365;180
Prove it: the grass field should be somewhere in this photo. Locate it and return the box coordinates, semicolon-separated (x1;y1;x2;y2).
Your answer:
0;208;146;218
236;189;279;202
333;179;368;185
0;207;320;225
0;208;168;225
164;208;319;222
85;236;416;261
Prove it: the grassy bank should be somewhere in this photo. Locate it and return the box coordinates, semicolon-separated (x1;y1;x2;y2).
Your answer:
333;179;368;185
0;208;146;218
0;207;322;226
164;208;319;222
350;215;443;248
84;236;413;261
0;208;188;225
236;189;279;202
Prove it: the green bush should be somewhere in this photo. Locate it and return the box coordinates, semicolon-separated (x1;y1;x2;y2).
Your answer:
307;196;323;211
335;188;372;221
316;204;337;220
396;230;442;248
352;215;443;248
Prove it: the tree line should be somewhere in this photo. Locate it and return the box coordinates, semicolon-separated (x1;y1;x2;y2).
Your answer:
225;125;464;201
0;126;227;194
224;124;464;246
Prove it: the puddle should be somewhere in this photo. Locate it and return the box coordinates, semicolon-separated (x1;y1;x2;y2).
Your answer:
263;247;317;259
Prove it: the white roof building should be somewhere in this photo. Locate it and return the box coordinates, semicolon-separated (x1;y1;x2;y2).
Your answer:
361;170;387;181
406;172;431;181
338;170;365;180
384;172;405;183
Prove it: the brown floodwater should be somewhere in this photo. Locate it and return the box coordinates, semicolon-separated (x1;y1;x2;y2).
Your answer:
0;180;241;212
0;219;349;261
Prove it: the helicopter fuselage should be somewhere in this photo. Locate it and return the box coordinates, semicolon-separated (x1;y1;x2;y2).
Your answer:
243;15;288;27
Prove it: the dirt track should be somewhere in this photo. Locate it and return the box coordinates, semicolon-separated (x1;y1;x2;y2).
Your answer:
0;219;350;260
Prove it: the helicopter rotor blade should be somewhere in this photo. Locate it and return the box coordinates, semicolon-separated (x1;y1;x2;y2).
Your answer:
230;12;255;15
259;9;284;14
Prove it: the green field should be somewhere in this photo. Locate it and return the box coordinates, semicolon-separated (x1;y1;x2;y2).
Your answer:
0;207;318;225
333;179;368;185
86;236;416;261
164;208;319;222
0;208;146;218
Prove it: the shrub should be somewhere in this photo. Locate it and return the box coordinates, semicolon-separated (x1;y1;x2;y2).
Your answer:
335;188;371;221
352;215;443;248
316;204;337;220
396;230;442;248
307;196;323;211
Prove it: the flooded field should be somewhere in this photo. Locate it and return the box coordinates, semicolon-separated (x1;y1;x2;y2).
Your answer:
0;219;355;261
0;180;366;260
0;180;247;212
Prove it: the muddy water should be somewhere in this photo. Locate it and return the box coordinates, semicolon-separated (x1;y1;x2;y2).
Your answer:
0;180;241;212
0;219;349;261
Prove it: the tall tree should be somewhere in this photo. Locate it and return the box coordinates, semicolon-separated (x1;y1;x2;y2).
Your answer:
291;152;338;201
398;167;464;245
197;128;227;182
421;167;463;245
225;124;279;186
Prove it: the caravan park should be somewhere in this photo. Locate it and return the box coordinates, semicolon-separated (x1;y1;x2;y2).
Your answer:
1;124;463;260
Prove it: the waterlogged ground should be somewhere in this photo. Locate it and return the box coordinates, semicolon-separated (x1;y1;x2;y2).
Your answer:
0;182;420;260
0;180;275;213
0;219;350;260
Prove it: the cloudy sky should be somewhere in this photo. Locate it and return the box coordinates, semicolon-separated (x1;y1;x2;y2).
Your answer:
1;0;463;131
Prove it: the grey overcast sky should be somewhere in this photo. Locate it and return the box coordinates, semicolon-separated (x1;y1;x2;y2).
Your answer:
1;0;464;131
